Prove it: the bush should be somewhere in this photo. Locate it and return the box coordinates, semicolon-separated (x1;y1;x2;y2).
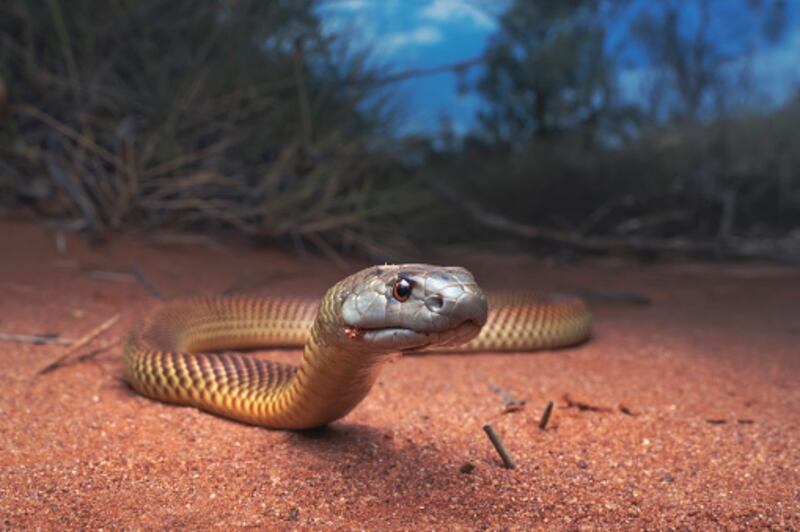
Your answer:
0;0;422;256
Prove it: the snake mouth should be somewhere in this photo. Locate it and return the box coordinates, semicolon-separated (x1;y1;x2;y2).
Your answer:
353;318;483;351
435;318;483;348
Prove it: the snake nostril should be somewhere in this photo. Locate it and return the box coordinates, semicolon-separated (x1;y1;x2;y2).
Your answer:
427;294;444;311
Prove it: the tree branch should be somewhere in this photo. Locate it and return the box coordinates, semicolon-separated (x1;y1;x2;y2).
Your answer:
427;179;800;264
373;56;485;86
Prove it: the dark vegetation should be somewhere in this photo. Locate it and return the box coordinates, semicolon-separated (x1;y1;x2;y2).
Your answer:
1;0;798;261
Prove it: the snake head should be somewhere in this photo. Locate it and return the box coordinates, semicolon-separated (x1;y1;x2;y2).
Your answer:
333;264;488;352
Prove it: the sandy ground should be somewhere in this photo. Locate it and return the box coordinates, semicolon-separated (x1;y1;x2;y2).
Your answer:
0;218;798;530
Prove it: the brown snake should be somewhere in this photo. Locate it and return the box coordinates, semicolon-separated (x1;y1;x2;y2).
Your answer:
124;264;591;429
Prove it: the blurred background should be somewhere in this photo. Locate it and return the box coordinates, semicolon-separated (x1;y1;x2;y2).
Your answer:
1;0;798;262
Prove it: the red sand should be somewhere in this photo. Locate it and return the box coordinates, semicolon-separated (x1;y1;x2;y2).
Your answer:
0;219;798;529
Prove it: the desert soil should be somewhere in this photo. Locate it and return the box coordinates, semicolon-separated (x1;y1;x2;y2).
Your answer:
0;218;798;529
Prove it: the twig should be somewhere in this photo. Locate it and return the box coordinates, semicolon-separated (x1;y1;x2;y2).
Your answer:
44;148;100;229
489;383;526;413
37;339;123;375
73;338;122;366
482;424;516;469
15;105;131;178
138;197;259;234
127;264;165;301
0;333;74;345
142;138;239;179
373;56;485;86
539;400;555;430
36;314;121;375
85;265;164;299
304;232;350;271
562;393;613;413
34;338;124;382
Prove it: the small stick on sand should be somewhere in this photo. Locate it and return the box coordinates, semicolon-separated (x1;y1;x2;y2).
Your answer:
539;400;555;430
562;393;613;413
74;338;123;365
489;383;526;413
0;333;74;345
127;264;166;301
483;424;516;469
37;314;121;374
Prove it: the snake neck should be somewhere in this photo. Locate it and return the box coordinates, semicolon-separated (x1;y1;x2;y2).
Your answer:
273;282;396;429
270;321;392;429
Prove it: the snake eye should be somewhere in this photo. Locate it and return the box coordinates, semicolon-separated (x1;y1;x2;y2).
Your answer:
392;278;412;302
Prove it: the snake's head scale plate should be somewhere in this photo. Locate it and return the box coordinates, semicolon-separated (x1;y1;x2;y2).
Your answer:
336;264;488;352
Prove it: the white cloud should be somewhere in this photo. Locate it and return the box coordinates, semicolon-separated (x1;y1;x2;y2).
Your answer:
382;26;443;52
419;0;496;29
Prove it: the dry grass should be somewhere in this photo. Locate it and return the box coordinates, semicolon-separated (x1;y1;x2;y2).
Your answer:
0;0;422;258
418;97;800;260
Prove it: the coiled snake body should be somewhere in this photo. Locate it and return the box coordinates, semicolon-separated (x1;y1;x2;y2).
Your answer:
124;264;591;429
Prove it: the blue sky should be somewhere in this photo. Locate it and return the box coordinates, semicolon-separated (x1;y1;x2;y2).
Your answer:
318;0;800;135
318;0;500;134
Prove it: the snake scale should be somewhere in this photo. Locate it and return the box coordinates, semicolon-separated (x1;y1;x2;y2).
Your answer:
124;264;591;429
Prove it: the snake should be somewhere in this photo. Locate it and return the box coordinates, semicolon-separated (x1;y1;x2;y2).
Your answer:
124;264;591;429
